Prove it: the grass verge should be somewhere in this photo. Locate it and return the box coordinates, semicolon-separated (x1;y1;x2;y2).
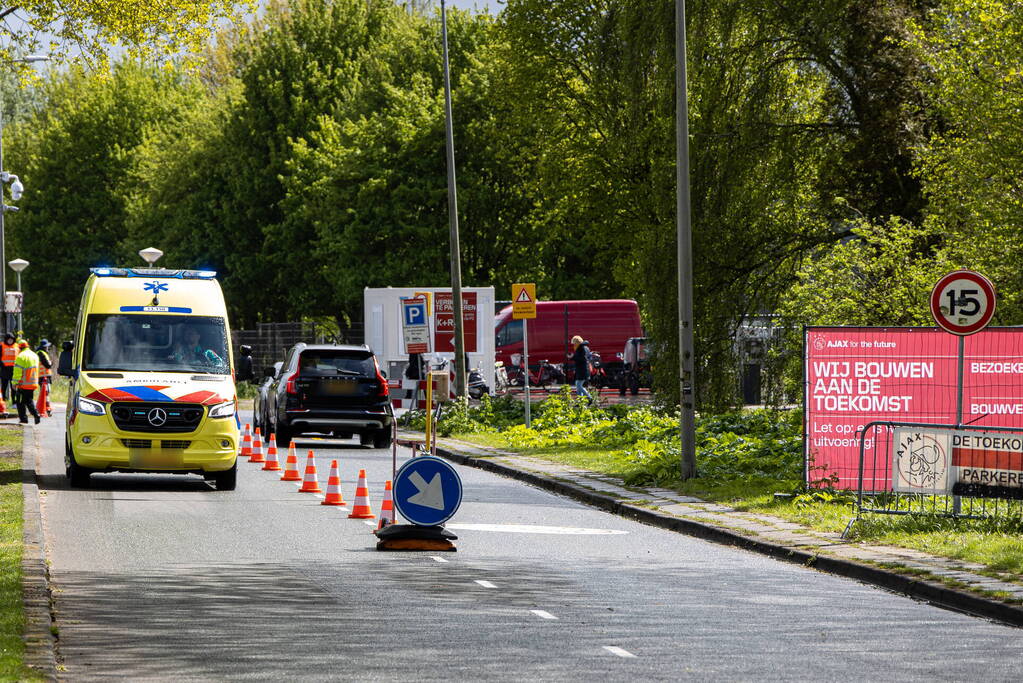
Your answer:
451;430;1023;579
0;424;37;680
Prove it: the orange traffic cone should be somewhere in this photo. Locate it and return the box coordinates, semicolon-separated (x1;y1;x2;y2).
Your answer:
262;434;282;471
0;393;6;417
249;427;265;463
280;444;301;481
239;423;252;459
35;382;48;418
298;451;322;493
348;469;375;519
321;460;346;506
376;480;394;530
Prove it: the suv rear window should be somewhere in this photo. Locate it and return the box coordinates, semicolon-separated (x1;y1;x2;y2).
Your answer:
299;351;375;377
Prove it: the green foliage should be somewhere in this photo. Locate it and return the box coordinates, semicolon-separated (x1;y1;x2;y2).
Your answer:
7;63;209;341
409;388;802;492
0;0;245;70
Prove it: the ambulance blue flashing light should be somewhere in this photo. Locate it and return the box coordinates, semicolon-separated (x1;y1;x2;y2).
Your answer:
90;267;217;279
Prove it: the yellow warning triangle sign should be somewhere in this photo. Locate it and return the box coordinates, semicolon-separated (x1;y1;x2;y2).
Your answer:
515;287;533;303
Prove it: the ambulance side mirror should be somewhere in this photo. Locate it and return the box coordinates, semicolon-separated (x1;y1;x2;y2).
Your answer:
57;343;76;378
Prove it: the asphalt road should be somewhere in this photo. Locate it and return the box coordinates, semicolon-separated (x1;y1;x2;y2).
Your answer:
33;409;1023;681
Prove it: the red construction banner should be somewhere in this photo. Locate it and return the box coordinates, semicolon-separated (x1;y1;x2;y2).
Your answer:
434;292;478;353
805;327;1023;490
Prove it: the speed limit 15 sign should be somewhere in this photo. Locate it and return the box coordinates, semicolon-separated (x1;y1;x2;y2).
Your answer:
930;270;997;336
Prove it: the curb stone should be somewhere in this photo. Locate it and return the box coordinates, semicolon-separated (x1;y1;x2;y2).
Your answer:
402;433;1023;629
21;425;57;680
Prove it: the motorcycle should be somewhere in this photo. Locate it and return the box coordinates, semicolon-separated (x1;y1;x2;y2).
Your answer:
468;364;490;399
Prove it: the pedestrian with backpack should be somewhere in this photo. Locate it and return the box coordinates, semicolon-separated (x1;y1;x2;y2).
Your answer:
570;335;594;404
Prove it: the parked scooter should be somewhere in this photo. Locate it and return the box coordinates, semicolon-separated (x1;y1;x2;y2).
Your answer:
468;364;490;399
494;361;510;394
588;351;609;389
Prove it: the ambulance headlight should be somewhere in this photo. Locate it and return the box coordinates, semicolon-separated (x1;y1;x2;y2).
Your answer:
208;401;235;419
77;395;106;416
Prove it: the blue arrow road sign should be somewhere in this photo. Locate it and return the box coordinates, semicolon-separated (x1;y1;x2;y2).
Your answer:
393;456;463;527
402;299;428;327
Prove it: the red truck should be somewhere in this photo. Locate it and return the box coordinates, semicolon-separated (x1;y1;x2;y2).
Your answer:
494;299;643;383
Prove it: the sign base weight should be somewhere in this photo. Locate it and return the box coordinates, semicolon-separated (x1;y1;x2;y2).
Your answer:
374;524;458;552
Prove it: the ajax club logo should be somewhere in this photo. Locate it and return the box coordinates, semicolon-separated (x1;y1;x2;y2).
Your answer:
893;429;950;492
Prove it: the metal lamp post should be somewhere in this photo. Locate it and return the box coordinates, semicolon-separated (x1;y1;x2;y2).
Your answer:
440;0;466;397
7;258;26;333
675;1;697;479
0;54;50;337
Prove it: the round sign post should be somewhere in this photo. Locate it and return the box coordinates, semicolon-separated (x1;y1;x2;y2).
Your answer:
930;270;996;517
930;270;997;336
376;456;462;552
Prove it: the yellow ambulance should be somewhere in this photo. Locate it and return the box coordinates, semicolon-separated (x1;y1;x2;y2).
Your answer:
60;266;239;489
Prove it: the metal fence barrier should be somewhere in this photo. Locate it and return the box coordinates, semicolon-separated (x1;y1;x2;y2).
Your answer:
852;421;1023;525
232;321;364;374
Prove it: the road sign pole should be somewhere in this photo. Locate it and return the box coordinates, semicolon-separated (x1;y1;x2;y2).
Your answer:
954;334;965;515
524;322;531;428
511;283;537;429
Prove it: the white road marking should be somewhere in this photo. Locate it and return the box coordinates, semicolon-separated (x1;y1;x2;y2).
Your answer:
474;580;497;589
446;523;628;536
430;556;449;563
603;646;636;658
530;610;558;620
363;520;376;526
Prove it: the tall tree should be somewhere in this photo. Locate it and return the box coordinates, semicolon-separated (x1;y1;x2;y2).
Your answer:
0;0;245;69
5;63;206;339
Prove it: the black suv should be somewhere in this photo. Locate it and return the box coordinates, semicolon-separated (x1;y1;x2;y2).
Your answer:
264;343;393;448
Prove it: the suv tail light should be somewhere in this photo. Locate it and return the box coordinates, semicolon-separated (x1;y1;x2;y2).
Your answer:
373;358;388;398
286;371;299;395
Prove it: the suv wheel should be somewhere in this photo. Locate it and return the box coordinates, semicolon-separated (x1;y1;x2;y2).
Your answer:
373;429;392;449
276;425;292;449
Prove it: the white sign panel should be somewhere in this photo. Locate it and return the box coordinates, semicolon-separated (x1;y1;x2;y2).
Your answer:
401;298;431;354
892;427;951;494
4;291;22;314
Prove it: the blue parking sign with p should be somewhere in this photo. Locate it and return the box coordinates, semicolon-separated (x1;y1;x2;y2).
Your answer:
403;300;427;326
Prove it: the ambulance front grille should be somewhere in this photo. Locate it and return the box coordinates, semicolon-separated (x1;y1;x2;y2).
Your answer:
110;402;204;433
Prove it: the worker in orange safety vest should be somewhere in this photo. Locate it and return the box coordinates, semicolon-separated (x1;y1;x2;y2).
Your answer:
0;333;16;404
13;339;40;424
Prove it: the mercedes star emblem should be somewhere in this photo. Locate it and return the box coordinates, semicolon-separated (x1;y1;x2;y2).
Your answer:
147;407;168;427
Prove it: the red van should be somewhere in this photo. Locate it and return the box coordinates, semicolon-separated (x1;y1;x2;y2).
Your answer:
494;299;643;378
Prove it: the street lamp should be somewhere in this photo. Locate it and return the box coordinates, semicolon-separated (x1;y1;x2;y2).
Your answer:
7;258;26;333
675;1;697;479
0;54;50;337
440;0;466;397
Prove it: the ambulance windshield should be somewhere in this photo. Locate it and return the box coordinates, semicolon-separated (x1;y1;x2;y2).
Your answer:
83;314;230;374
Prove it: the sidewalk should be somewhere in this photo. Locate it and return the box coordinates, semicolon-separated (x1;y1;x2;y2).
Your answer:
399;430;1023;628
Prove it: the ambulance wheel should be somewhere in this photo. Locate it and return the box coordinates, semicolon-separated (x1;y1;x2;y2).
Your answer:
66;445;92;489
211;462;237;491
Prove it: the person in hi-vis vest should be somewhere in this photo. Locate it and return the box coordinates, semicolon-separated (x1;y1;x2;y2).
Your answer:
0;333;16;403
13;339;40;424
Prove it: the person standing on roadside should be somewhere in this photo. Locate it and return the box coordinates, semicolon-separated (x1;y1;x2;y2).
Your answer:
237;345;255;383
13;339;40;424
570;335;594;404
35;339;53;417
1;333;16;403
